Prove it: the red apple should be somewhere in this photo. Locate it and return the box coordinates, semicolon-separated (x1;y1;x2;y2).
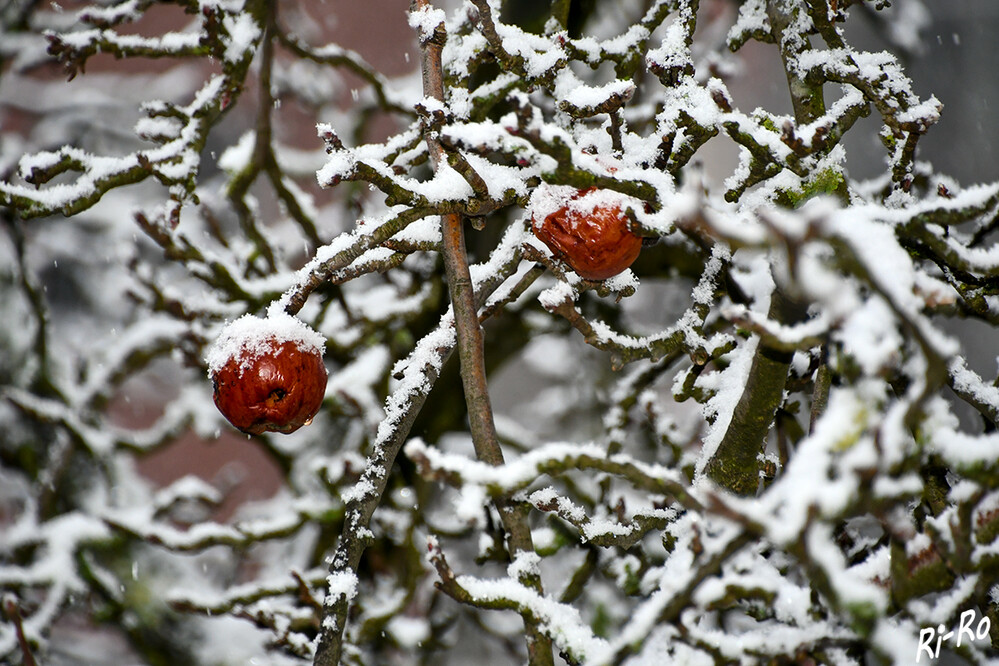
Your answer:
207;315;327;435
531;186;642;280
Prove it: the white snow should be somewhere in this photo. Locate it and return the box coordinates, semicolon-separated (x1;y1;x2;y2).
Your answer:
204;311;326;377
408;4;446;43
221;13;260;63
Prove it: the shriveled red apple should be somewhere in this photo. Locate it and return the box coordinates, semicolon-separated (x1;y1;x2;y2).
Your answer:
530;185;643;280
207;314;327;435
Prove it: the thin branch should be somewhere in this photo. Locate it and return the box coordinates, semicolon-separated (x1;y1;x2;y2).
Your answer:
4;214;61;400
311;231;537;666
277;33;415;117
280;207;434;315
2;595;38;666
415;3;553;664
169;569;328;616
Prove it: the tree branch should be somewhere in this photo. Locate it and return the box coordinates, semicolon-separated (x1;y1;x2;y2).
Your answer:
311;229;539;665
704;1;823;495
413;3;553;663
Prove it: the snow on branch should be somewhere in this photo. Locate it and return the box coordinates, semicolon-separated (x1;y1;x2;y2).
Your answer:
6;0;999;664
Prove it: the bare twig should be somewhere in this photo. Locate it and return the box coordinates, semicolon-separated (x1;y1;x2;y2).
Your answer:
2;595;38;666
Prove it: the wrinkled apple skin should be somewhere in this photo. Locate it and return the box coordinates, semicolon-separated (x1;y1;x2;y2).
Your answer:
532;188;643;280
212;339;327;435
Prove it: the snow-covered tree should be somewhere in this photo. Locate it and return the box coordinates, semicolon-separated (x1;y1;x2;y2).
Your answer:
2;0;998;664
